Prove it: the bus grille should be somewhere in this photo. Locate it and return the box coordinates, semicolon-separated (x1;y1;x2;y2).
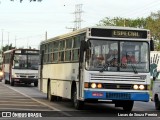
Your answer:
106;93;131;100
103;83;133;89
19;75;35;78
90;74;146;83
28;76;35;78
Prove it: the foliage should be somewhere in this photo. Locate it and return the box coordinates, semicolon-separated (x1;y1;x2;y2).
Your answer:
0;44;15;53
98;17;147;28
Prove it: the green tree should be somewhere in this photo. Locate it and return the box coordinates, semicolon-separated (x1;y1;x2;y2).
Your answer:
97;17;147;28
145;11;160;50
1;44;15;53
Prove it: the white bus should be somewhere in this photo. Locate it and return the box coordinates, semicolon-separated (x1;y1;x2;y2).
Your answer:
39;26;154;111
3;49;39;86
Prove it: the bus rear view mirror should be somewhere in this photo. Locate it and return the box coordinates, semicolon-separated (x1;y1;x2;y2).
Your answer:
150;38;154;51
79;41;88;63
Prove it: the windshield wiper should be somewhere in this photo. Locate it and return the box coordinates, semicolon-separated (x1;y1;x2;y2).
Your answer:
130;63;138;74
99;63;109;72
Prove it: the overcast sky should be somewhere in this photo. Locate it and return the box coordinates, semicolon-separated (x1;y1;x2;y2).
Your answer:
0;0;160;49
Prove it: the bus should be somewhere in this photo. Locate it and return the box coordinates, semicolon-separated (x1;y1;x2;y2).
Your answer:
3;49;39;86
39;26;154;111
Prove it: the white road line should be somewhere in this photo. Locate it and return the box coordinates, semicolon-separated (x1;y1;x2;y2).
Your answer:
0;102;37;104
2;84;72;117
0;108;53;111
0;104;45;107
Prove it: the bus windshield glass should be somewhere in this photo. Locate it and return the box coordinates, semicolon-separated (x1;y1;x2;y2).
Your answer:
86;39;149;73
13;54;39;70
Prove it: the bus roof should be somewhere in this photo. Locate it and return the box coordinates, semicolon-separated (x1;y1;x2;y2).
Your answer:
3;48;39;54
40;26;149;45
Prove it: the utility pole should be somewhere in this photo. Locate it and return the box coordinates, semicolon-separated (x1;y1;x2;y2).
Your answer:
15;36;16;48
8;32;9;50
45;31;47;40
1;29;3;53
0;29;3;67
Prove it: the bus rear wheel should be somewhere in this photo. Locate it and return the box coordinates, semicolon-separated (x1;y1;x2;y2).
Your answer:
72;87;84;110
34;82;38;87
155;96;160;110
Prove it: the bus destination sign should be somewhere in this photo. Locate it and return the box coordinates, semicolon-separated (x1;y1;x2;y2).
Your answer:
112;30;140;38
91;28;147;39
15;50;39;54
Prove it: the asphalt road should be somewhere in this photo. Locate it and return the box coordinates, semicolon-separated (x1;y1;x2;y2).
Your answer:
0;81;159;120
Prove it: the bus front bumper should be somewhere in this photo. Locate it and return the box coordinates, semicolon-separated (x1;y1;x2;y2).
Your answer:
13;78;38;84
84;90;149;102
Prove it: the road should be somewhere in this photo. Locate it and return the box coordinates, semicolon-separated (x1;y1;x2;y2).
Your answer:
0;81;159;120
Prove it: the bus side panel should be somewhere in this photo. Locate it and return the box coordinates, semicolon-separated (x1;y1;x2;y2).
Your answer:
41;63;79;99
51;80;57;96
57;80;72;98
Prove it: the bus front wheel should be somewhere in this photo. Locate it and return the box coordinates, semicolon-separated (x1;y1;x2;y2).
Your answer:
4;80;8;84
34;82;38;87
10;80;14;86
72;87;84;110
122;100;134;111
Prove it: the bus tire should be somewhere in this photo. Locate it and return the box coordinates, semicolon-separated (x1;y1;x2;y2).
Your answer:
155;96;160;110
57;96;62;101
10;80;14;86
34;82;38;87
47;83;57;101
123;100;134;111
72;86;84;110
4;80;8;84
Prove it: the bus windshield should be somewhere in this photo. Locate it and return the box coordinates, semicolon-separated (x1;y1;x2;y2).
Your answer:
86;39;149;73
13;54;39;70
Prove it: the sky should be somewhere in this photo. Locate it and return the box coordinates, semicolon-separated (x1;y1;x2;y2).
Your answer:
0;0;160;49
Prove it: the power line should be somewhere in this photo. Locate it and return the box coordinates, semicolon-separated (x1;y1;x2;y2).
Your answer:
120;0;160;18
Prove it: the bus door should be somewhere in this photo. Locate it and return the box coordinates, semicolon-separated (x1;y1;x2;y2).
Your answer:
79;41;88;98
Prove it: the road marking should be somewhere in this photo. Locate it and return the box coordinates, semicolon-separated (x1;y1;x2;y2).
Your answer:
0;100;36;102
0;104;45;106
0;108;53;111
2;84;72;117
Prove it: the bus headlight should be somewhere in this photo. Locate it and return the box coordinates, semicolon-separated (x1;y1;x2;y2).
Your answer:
13;74;19;78
34;76;38;78
91;83;96;88
139;85;145;90
97;83;102;88
133;85;139;90
0;71;3;76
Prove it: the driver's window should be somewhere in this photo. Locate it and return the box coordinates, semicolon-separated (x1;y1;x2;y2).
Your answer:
13;56;19;67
